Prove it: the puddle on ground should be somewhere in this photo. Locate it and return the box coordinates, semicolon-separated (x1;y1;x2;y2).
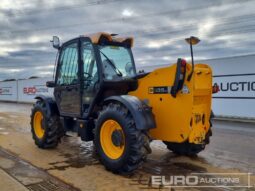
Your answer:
138;152;207;176
49;136;210;182
47;140;100;171
125;153;210;190
46;136;208;175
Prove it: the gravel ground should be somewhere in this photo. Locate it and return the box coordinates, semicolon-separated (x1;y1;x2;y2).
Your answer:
0;102;254;191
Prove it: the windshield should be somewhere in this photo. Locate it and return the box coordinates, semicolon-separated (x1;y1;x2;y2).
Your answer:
99;45;136;80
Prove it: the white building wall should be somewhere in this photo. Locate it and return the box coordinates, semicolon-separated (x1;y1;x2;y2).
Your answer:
17;78;54;103
0;81;18;102
0;78;53;103
205;55;255;119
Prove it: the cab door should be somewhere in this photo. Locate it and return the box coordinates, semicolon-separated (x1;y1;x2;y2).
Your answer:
81;39;100;115
54;39;81;117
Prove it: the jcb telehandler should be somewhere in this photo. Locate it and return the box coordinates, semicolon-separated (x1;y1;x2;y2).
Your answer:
31;32;215;173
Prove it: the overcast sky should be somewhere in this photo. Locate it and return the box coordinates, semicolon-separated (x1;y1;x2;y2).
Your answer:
0;0;255;80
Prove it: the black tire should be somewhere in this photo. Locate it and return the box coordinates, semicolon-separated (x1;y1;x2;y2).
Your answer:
31;100;63;149
94;103;150;174
163;128;212;156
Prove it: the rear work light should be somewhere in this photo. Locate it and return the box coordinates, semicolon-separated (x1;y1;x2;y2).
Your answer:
171;58;187;97
212;83;220;93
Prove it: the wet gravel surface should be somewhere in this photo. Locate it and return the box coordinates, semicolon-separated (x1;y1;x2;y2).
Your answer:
0;102;254;191
0;148;79;191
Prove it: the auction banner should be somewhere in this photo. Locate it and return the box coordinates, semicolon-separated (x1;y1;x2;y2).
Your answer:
17;78;54;103
0;81;18;101
213;74;255;99
212;73;255;118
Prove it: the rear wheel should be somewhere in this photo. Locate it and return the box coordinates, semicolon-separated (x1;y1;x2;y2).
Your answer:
163;128;212;156
94;103;150;173
31;100;63;149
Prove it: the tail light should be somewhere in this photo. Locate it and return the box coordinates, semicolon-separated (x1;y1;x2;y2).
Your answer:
180;59;187;79
212;83;220;93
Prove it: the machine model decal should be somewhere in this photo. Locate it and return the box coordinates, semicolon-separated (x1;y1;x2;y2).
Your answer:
148;86;171;94
148;85;190;95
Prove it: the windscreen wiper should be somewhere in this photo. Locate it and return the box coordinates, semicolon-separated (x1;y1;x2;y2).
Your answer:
99;50;123;77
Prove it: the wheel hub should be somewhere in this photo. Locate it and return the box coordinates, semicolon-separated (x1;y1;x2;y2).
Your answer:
111;130;124;147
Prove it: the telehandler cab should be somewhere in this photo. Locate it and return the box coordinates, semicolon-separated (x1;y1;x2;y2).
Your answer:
31;32;214;173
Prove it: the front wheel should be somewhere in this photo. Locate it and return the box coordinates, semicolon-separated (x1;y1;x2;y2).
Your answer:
94;103;150;173
31;100;63;149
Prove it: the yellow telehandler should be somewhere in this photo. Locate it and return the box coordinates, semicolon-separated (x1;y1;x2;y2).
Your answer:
31;32;216;173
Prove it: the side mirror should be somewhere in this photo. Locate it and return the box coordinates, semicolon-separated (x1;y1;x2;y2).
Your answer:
51;36;60;49
46;81;56;88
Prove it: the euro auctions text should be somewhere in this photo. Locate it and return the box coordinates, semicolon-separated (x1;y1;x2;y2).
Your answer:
130;173;252;189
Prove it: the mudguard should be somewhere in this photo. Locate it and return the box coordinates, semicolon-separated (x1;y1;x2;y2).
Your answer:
104;95;156;130
34;95;59;117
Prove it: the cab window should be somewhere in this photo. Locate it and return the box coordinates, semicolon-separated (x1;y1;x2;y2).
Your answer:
99;45;135;81
82;41;98;88
57;42;78;85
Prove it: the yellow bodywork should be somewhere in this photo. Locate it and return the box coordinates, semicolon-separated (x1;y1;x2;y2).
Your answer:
129;63;212;144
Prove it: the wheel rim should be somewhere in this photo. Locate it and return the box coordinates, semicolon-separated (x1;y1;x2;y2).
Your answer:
100;119;125;159
33;111;45;139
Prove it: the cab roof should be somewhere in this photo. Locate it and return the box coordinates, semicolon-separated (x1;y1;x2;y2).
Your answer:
83;32;134;47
